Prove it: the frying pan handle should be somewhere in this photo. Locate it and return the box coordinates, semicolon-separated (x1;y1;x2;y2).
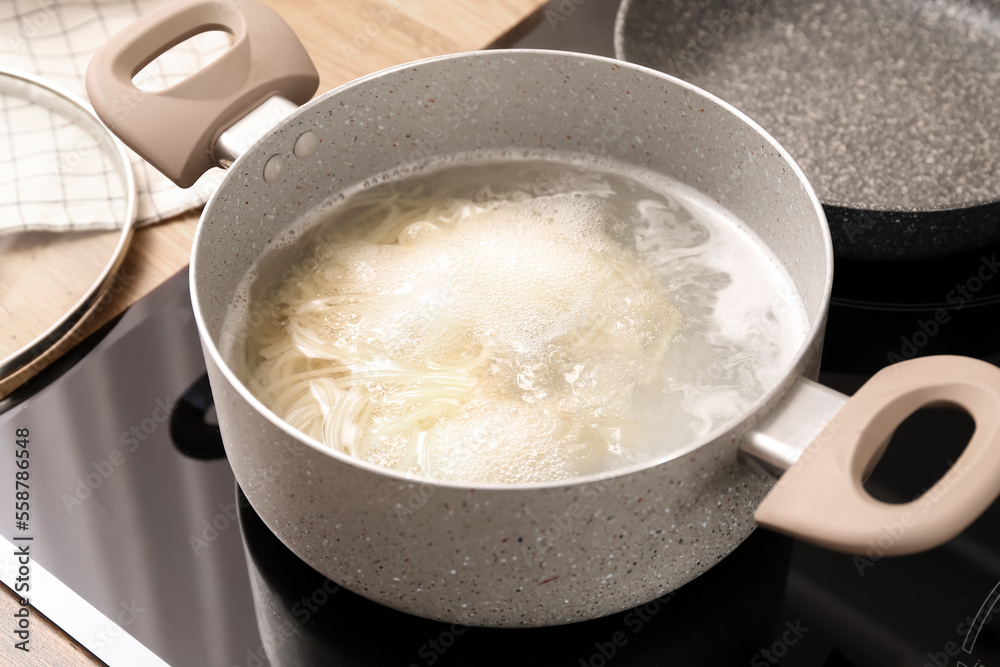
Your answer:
753;356;1000;555
85;0;319;188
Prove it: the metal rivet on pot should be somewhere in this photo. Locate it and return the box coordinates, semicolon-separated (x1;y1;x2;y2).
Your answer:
294;131;318;158
263;155;284;182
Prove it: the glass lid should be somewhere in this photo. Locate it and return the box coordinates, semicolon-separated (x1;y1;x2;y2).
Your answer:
0;67;136;388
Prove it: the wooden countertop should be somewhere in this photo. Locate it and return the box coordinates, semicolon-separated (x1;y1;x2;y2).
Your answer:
0;0;546;399
0;0;545;664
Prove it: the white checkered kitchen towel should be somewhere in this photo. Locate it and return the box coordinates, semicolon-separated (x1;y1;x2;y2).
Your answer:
0;0;229;234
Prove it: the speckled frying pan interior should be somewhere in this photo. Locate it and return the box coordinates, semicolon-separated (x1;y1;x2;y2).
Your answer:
616;0;1000;258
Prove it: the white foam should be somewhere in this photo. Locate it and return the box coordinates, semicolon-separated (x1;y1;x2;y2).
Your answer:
226;154;809;484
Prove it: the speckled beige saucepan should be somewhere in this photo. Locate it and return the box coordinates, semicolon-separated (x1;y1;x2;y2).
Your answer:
86;0;1000;627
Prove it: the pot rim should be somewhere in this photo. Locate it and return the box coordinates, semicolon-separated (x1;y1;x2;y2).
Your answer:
190;48;834;492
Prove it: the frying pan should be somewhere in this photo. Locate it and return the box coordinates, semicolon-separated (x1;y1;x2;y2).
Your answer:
85;0;1000;627
615;0;1000;260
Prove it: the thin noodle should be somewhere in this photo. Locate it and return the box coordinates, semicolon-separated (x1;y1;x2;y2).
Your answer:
244;164;688;482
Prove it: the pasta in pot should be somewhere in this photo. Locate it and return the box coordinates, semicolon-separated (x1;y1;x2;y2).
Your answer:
234;156;807;484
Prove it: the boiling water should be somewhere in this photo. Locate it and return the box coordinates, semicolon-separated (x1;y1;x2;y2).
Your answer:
224;155;808;484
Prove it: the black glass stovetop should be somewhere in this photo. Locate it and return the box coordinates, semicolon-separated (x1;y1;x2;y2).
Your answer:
4;237;1000;667
3;1;1000;665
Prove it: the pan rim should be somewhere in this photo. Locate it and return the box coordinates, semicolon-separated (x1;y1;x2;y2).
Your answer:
0;67;137;385
613;0;1000;215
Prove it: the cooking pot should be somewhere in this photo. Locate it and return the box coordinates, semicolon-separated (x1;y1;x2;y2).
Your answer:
614;0;1000;260
237;484;793;665
85;0;1000;627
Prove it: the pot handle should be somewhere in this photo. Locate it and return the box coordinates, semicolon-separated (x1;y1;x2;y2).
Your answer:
753;356;1000;555
85;0;319;188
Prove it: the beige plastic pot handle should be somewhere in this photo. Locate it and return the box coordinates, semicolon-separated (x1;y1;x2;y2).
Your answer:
85;0;319;188
754;356;1000;555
